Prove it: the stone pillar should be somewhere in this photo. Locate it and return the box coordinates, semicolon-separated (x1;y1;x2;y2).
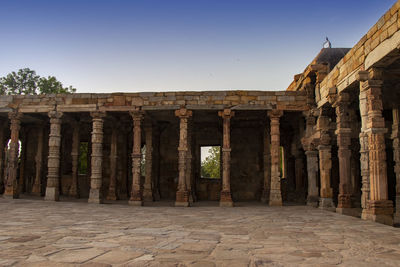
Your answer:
106;126;118;201
118;123;129;199
317;110;335;210
143;120;153;202
268;110;283;206
44;111;63;201
32;124;45;195
186;119;194;204
4;111;22;198
18;129;26;194
334;93;353;214
261;120;271;203
218;109;234;207
0;121;5;193
175;108;192;207
129;110;144;206
361;79;393;225
305;150;319;207
69;122;80;198
88;111;106;204
392;108;400;224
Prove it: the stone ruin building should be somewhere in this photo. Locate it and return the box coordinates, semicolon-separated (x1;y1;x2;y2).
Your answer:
1;2;400;226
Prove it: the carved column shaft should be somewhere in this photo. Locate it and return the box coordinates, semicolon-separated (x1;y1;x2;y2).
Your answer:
175;108;192;207
4;112;22;198
0;122;5;193
18;129;26;194
219;109;234;207
268;110;283;206
45;111;63;201
261;121;271;203
88;111;106;204
335;94;353;210
129;110;144;205
143;121;153;202
361;79;393;224
392;108;400;224
107;126;118;200
186;120;194;204
32;125;45;195
317;112;335;210
69;123;80;198
359;88;370;213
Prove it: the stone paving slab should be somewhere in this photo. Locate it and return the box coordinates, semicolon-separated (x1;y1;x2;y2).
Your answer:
0;198;400;266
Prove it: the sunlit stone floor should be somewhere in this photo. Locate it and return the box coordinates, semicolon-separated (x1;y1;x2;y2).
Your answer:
0;197;400;266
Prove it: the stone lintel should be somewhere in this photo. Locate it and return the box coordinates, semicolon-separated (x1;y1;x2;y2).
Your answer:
57;104;97;112
19;105;53;113
142;105;180;111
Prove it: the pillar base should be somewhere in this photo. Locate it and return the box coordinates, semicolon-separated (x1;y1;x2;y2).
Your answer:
175;201;190;207
393;213;400;226
142;189;153;202
106;194;117;201
336;207;361;217
129;200;143;206
269;190;282;206
306;196;319;208
337;194;352;209
219;200;234;207
2;193;18;199
44;187;59;201
88;189;103;204
319;197;335;211
31;183;41;196
362;200;394;225
220;190;233;207
69;187;79;199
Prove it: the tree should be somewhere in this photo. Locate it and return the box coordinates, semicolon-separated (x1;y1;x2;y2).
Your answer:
201;146;221;179
0;68;76;95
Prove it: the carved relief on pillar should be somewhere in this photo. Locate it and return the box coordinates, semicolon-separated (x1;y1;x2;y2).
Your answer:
129;109;144;206
391;108;400;224
106;123;118;201
360;76;393;225
4;111;22;198
69;121;80;198
175;108;192;207
261;119;270;203
268;109;283;206
88;111;106;204
301;110;319;207
44;110;63;201
143;119;153;202
316;108;335;210
333;93;353;212
218;109;234;207
32;123;45;196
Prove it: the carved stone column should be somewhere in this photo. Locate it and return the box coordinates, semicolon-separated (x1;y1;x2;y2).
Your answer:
118;122;129;200
18;129;26;194
44;111;63;201
218;109;234;207
268;110;283;206
69;122;80;198
175;108;192;207
106;125;118;201
0;121;5;193
88;111;106;204
129;110;144;206
392;108;400;224
261;120;271;203
143;120;153;202
4;111;22;198
361;78;393;225
317;110;335;210
32;124;45;195
186;119;194;204
334;93;353;214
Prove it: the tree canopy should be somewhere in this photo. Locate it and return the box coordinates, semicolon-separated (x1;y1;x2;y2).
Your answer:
201;146;221;179
0;68;76;95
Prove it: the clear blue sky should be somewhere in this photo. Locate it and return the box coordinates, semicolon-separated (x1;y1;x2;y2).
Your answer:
0;0;396;93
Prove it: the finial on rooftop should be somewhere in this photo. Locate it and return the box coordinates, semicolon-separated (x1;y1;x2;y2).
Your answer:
323;37;331;48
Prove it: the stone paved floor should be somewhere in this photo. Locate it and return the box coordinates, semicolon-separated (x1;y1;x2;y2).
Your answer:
1;198;400;266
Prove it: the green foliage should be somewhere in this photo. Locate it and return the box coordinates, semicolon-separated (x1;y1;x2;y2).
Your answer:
78;142;88;175
201;146;221;179
0;68;76;95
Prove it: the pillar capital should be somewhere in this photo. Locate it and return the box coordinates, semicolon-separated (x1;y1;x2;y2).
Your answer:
130;109;144;120
218;109;235;119
267;109;283;119
8;110;22;122
175;108;192;119
90;111;106;120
